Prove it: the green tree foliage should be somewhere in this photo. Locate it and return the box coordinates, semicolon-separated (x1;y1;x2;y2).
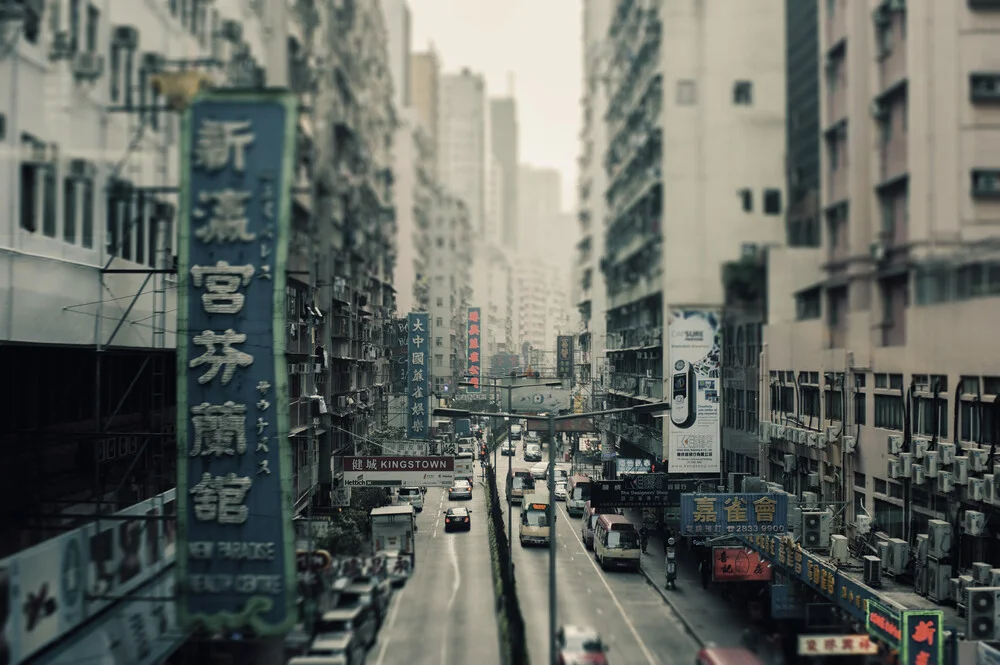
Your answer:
318;487;393;556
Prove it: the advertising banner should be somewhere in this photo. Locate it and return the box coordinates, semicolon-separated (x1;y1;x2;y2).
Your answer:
590;475;673;509
386;318;408;394
666;308;722;473
798;635;878;657
342;456;455;487
679;492;788;536
407;312;430;438
557;335;574;379
616;458;652;474
466;308;482;392
510;387;571;413
176;90;298;635
525;417;596;433
866;601;902;647
712;547;773;582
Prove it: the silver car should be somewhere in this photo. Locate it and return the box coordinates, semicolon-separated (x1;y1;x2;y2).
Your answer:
448;479;473;500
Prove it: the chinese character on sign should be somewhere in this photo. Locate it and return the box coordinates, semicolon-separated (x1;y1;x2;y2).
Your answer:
351;458;364;471
189;329;254;384
189;472;252;524
912;620;935;645
752;495;777;522
692;496;717;523
469;337;479;349
723;497;748;522
411;403;425;416
190;401;248;457
412;369;424;382
469;351;479;363
193;189;256;243
411;318;425;332
190;261;255;314
468;324;479;336
412;385;424;399
468;310;479;323
412;334;425;348
411;352;425;366
194;119;254;172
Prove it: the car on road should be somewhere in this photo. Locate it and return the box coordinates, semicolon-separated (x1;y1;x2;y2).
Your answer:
336;580;387;626
448;478;473;500
376;550;412;587
553;481;567;501
524;441;543;462
295;632;367;665
396;486;424;512
500;441;515;455
315;605;378;650
557;625;610;665
531;462;548;479
443;507;472;532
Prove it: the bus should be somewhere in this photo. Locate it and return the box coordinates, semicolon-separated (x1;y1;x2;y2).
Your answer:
519;491;551;547
506;466;535;504
566;474;592;517
593;514;641;571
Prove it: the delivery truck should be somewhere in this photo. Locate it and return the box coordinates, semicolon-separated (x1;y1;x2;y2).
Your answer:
370;505;416;569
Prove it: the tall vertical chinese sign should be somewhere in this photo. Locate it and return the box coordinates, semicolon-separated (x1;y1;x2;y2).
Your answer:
176;91;298;635
407;312;429;438
557;335;574;380
466;307;482;393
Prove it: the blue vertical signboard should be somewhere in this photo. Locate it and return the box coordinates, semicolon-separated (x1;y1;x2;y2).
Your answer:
467;307;481;393
176;91;298;635
407;312;430;438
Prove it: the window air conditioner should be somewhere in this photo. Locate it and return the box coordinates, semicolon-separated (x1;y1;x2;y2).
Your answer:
863;555;882;587
938;442;956;465
938;470;955;493
970;478;986;502
955;456;970;484
899;452;913;477
887;434;903;455
927;519;953;559
911;464;926;485
970;448;987;472
843;435;857;453
965;510;986;537
924;451;939;477
913;438;929;459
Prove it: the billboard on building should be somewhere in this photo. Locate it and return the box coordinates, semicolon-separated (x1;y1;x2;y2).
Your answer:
407;312;430;438
510;387;571;413
385;317;408;393
556;335;574;379
466;307;482;392
175;90;298;635
712;547;773;582
342;456;455;487
666;308;722;473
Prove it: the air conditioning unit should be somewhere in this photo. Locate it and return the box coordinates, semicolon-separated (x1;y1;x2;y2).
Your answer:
939;442;956;465
885;538;909;575
802;511;832;549
914;563;927;595
986;474;997;503
842;436;857;453
966;510;986;537
887;459;901;479
816;433;828;448
808;472;820;488
774;425;786;439
807;432;818;447
955;456;970;484
863;555;883;587
801;491;819;510
743;476;768;493
830;534;849;563
887;434;904;455
826;425;839;439
912;464;926;485
927;519;953;559
915;534;929;563
970;478;986;502
991;570;1000;588
783;454;796;473
993;472;1000;504
967;587;1000;641
72;52;105;80
924;451;940;477
938;470;955;493
337;396;347;408
856;514;872;535
927;557;952;602
288;363;298;374
913;437;930;459
899;452;913;477
959;575;975;609
971;448;988;472
973;562;993;586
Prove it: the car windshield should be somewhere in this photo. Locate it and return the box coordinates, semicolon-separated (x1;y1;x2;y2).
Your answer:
339;591;371;605
400;488;420;496
524;511;549;527
607;530;639;549
309;647;346;656
564;635;603;653
572;484;592;501
589;515;600;529
449;510;468;517
454;481;470;489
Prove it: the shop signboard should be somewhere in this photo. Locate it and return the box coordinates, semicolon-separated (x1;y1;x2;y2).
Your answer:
556;335;574;379
342;456;455;487
901;610;944;665
798;634;878;656
679;493;787;535
867;601;902;647
712;547;773;582
176;90;298;634
616;458;651;474
466;308;482;392
407;312;430;438
666;308;722;473
590;475;674;508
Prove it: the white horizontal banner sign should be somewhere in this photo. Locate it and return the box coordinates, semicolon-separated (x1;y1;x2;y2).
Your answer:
342;456;455;487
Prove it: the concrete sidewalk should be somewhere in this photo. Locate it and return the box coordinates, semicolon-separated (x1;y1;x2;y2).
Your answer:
625;509;784;662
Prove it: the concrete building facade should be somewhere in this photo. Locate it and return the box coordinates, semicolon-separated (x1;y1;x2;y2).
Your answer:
427;192;472;395
410;48;440;173
517;164;562;254
379;0;412;110
438;68;487;235
513;256;572;373
392;108;434;316
490;96;519;250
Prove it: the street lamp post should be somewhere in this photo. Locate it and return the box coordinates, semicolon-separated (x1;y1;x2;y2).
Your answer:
434;401;670;665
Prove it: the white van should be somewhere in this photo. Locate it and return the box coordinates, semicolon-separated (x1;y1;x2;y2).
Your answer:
397;486;424;512
510;424;523;440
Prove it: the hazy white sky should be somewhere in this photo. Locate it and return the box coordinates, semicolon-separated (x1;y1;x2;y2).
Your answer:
407;0;582;210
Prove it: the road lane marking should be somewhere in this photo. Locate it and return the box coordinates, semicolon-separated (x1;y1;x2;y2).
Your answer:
373;586;405;665
433;494;444;538
440;533;461;664
558;503;660;665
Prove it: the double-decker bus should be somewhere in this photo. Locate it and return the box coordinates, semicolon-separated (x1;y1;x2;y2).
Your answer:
506;466;535;504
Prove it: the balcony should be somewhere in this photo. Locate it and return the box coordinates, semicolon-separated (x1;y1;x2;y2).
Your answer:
606;326;663;352
610;374;664;401
608;271;662;310
877;99;908;184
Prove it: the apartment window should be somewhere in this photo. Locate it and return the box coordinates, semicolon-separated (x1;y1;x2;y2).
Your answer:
436;298;444;307
110;46;121;102
970;73;1000;104
913;396;948;438
69;0;81;51
63;177;77;243
435;337;442;347
874;394;904;430
19;156;56;236
436;317;443;327
81;178;95;248
20;0;41;44
436;237;444;247
825;389;843;421
854;392;867;425
733;81;753;105
85;4;100;53
826;0;836;19
435;354;444;368
801;386;820;419
795;288;822;320
738;188;753;212
676;80;696;105
971;170;1000;199
874;499;903;539
763;189;782;215
854;471;866;490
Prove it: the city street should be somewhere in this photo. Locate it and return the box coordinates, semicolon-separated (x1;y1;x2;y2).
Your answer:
371;485;499;665
496;441;700;665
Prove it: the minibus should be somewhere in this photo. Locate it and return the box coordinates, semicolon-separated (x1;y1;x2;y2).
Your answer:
593;514;641;571
566;474;592;516
519;491;551;547
506;466;535;504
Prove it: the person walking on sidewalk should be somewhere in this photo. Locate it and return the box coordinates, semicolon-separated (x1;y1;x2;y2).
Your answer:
699;552;711;589
638;525;649;553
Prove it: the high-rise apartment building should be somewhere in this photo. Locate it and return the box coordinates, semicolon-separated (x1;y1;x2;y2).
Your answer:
428;193;473;394
490;97;520;249
576;0;614;400
439;68;487;235
514;257;572;372
379;0;412;109
393;108;435;315
411;48;441;172
601;0;786;461
486;154;505;245
757;0;1000;555
517;165;562;252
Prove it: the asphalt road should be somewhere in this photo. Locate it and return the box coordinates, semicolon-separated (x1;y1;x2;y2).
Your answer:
370;484;500;665
497;442;699;665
